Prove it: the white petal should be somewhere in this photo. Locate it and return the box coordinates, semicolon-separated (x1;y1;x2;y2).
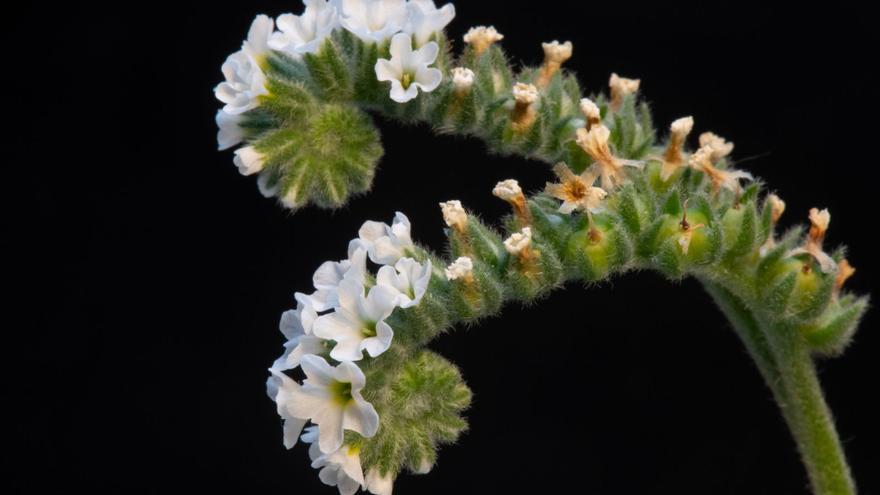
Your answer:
388;32;413;60
375;59;401;82
344;395;380;438
366;469;394;495
414;41;439;66
360;320;394;358
283;417;308;449
414;67;442;93
300;354;337;386
388;80;416;103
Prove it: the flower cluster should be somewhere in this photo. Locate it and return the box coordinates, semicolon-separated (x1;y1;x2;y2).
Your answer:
268;212;432;494
215;1;455;172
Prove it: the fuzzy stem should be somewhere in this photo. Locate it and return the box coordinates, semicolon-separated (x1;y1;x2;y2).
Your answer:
702;280;855;494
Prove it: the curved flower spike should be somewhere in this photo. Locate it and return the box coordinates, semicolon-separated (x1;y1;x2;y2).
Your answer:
312;279;399;361
375;33;443;103
269;0;340;56
376;257;432;308
339;0;408;43
358;212;416;265
287;355;380;454
405;0;456;46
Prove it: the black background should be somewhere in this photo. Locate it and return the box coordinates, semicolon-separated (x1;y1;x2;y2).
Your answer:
8;1;879;494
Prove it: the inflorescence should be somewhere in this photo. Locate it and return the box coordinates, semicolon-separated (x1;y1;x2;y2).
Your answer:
214;2;868;494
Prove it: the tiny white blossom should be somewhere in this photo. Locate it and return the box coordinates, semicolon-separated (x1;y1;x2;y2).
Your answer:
339;0;408;43
312;279;399;361
269;0;340;56
272;292;325;371
404;0;455;46
445;256;473;281
492;179;522;201
284;355;379;454
366;468;394;495
215;110;243;150
375;33;442;103
376;257;432;308
451;67;475;92
504;227;532;255
358;212;416;265
232;146;265;176
309;246;369;311
214;15;274;114
439;200;468;231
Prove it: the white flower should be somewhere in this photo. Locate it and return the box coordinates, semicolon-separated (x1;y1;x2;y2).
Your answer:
375;33;442;103
439;200;468;231
266;369;308;449
689;145;752;194
285;355;379;454
313;279;399;361
358;212;416;265
314;445;366;495
575;124;644;190
272;292;325;371
232;146;266;176
214;15;274;114
339;0;408;43
269;0;340;56
451;67;475;93
670;116;694;138
309;246;369;311
787;207;836;273
445;256;473;281
303;427;366;495
366;468;394;495
404;0;455;46
376;257;432;308
492;179;522;201
215;110;243;150
504;227;532;255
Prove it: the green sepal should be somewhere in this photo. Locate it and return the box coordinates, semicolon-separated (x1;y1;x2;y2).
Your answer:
802;296;870;356
448;259;505;321
721;202;758;259
304;36;353;102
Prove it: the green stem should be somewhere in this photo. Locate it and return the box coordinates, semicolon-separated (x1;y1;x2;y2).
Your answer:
701;279;855;495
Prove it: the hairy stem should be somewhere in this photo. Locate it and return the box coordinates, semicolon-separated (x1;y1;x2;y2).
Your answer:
702;280;854;494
